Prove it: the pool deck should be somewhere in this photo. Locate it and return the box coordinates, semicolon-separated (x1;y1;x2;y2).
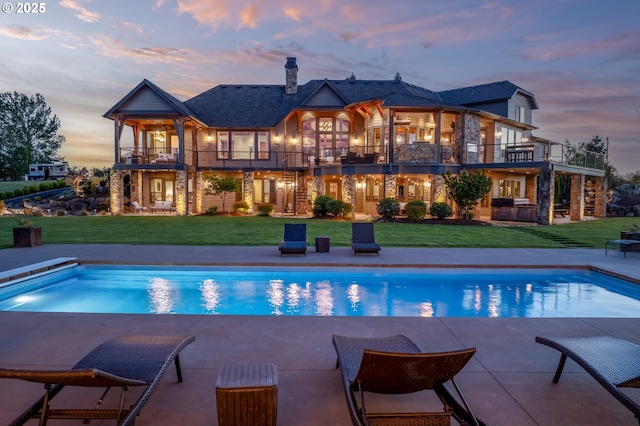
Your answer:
0;244;639;425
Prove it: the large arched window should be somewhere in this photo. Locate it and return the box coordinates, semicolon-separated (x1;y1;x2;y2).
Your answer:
302;117;349;164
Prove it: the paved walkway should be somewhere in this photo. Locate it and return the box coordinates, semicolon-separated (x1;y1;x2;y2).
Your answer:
0;244;639;425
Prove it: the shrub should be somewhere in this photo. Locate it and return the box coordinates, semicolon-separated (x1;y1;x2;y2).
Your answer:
326;199;345;216
406;200;427;222
342;202;353;217
205;206;218;216
430;202;452;220
30;185;39;193
312;195;334;217
39;182;51;191
22;187;31;195
5;190;15;199
80;210;90;216
0;200;4;211
56;210;66;216
377;197;400;221
256;203;274;216
33;196;42;201
232;201;249;213
0;192;5;200
13;188;23;197
32;210;44;217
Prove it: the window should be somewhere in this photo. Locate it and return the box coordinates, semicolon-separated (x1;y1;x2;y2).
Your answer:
231;131;254;159
218;131;269;160
498;179;521;198
257;132;269;159
217;131;229;159
516;106;526;123
254;179;275;204
302;117;350;163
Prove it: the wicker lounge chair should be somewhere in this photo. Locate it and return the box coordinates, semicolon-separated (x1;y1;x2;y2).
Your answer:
536;335;640;424
351;223;381;255
0;334;195;426
278;223;307;256
332;334;484;426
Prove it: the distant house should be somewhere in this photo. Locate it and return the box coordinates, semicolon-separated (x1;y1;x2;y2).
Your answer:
104;57;606;224
28;162;68;180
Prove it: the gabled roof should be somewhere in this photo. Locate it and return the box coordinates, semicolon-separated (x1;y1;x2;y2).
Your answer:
103;79;199;119
438;80;539;109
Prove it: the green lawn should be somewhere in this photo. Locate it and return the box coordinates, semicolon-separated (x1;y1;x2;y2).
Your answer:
0;181;35;192
1;215;637;249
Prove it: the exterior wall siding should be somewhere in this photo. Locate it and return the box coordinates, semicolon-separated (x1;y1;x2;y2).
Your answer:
119;86;177;112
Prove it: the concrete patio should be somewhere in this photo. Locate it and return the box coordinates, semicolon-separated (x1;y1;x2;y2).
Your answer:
0;244;639;425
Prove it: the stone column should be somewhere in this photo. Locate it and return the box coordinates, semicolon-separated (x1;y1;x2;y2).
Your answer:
109;169;123;215
243;172;254;213
175;170;187;215
570;174;585;221
537;168;554;225
195;171;204;214
384;174;397;198
433;175;446;203
341;175;355;218
312;175;324;198
296;174;307;215
593;176;606;218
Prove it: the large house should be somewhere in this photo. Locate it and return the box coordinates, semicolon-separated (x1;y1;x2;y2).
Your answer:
105;57;606;224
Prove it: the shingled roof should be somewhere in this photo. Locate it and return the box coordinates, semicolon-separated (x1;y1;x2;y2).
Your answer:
438;80;538;109
184;79;459;127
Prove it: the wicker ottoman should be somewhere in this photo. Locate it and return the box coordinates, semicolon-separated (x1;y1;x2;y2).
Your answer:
216;363;278;426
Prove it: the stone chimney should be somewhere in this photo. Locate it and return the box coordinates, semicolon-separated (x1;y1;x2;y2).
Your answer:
285;57;298;95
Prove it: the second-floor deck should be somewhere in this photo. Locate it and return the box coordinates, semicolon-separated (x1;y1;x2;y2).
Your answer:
117;141;606;172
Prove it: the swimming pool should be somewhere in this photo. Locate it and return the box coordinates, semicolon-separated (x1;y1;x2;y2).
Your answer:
1;265;639;317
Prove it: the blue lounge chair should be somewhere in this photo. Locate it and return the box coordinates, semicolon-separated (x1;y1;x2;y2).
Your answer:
351;222;380;255
278;223;307;256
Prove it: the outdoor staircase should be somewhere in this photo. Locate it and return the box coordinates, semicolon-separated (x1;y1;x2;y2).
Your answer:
512;227;594;248
282;157;306;215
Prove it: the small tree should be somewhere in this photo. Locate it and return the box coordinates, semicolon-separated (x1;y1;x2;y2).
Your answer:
406;200;427;222
442;170;492;219
204;174;239;213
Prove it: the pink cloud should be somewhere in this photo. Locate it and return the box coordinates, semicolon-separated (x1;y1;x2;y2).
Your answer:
0;26;48;40
59;0;100;23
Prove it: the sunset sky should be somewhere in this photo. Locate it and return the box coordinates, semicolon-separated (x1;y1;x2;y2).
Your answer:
1;0;639;175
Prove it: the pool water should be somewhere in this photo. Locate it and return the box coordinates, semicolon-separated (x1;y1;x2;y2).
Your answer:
1;265;639;317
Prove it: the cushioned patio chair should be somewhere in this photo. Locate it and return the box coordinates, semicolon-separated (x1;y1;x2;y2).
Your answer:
130;201;147;213
278;223;307;256
351;223;381;255
0;334;195;426
332;334;484;426
535;335;640;424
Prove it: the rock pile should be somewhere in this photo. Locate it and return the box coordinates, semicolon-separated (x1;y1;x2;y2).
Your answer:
2;188;110;216
608;184;640;217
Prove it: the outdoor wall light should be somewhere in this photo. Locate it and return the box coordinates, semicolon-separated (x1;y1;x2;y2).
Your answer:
275;136;280;143
291;137;297;144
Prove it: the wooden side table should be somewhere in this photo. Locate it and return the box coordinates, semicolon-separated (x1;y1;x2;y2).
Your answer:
216;363;278;426
315;236;330;252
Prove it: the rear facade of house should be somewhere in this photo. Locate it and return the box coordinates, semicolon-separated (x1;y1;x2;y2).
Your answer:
105;57;607;224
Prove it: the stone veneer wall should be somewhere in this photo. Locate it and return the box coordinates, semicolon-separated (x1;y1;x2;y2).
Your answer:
195;171;204;214
384;174;397;198
395;143;437;163
243;172;255;213
537;168;554;225
296;174;307;215
175;170;187;215
341;175;355;217
312;176;324;201
593;176;606;218
433;175;446;203
460;113;480;164
570;174;585;221
109;169;123;215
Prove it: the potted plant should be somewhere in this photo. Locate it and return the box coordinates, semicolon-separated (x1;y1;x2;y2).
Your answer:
13;218;42;247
